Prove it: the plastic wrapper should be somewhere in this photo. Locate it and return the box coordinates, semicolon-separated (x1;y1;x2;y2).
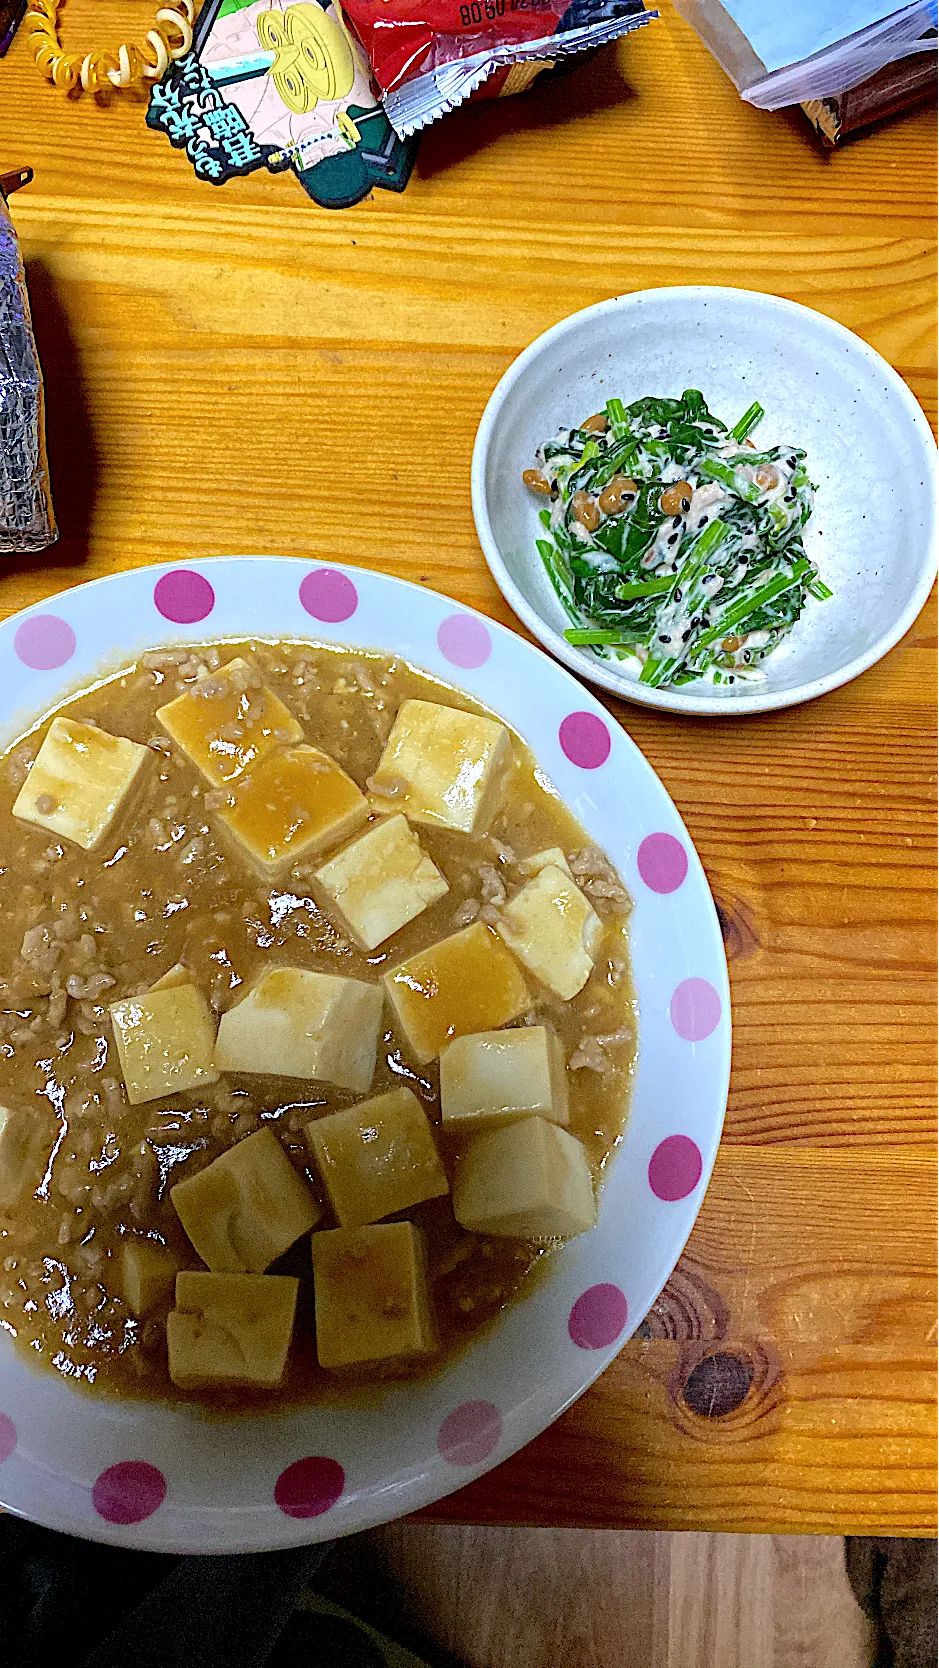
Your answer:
339;0;655;135
0;179;57;554
673;0;937;110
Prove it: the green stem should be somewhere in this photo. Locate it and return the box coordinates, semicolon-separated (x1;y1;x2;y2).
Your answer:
616;576;674;600
663;517;732;606
639;653;676;687
604;397;629;439
806;575;833;600
730;400;764;443
564;629;632;645
636;520;735;688
694;558;811;650
536;538;580;625
686;516;732;563
697;457;760;504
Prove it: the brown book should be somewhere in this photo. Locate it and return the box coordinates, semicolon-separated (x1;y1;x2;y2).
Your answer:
802;48;937;146
0;0;26;56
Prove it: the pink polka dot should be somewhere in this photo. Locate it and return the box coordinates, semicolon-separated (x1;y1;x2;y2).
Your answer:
92;1461;166;1525
436;613;492;669
299;569;358;624
14;614;76;671
670;977;722;1042
568;1283;628;1350
437;1400;501;1466
637;832;688;894
153;570;215;625
648;1134;703;1202
558;711;611;770
0;1412;16;1462
274;1456;344;1519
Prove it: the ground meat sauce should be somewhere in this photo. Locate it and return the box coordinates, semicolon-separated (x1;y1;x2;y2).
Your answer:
0;640;635;1411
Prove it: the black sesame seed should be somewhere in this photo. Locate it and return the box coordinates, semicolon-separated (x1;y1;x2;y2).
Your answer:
728;676;735;684
787;455;797;468
681;498;691;511
658;634;670;644
743;651;751;663
784;492;795;503
698;515;708;528
674;589;683;602
667;532;679;546
682;629;691;642
672;514;683;528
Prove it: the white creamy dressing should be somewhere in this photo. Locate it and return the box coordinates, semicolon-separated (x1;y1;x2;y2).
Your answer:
657;458;686;483
531;408;816;690
687;480;726;525
537;428;578;469
645;513;685;572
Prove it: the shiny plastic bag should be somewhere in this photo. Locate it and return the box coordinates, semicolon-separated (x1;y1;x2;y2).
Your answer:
339;0;655;134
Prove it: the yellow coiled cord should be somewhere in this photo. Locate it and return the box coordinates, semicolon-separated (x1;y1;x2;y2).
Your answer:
27;0;195;93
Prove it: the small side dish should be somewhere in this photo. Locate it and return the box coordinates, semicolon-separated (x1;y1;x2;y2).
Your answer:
524;390;829;689
0;642;635;1410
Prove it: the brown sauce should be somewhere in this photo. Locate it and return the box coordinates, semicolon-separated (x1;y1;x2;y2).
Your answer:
0;640;636;1412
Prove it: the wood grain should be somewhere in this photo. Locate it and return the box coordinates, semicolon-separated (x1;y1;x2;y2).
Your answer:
0;0;935;1533
321;1525;877;1668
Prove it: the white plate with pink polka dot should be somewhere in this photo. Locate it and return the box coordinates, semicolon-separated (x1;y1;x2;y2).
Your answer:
0;557;730;1551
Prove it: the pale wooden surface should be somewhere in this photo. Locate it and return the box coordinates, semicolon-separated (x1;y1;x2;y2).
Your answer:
0;0;935;1533
323;1525;877;1668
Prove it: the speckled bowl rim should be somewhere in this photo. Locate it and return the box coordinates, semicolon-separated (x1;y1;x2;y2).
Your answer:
0;558;730;1551
471;286;939;717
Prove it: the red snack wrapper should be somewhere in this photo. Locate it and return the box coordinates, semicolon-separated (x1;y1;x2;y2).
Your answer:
340;0;655;134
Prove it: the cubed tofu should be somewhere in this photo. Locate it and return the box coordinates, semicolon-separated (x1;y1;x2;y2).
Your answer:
518;847;572;878
156;657;303;786
452;1116;596;1239
167;1270;298;1390
370;699;512;835
120;1239;177;1317
307;1087;448;1228
12;717;148;852
0;1103;54;1212
214;967;382;1092
171;1127;319;1273
384;922;529;1065
313;815;448;951
311;1221;435;1369
496;864;602;1001
214;744;368;879
149;962;191;992
109;983;219;1106
440;1026;569;1130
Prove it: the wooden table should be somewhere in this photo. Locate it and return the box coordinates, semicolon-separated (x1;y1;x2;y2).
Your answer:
0;0;935;1537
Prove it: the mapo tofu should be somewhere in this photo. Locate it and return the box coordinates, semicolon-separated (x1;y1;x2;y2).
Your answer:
0;641;635;1410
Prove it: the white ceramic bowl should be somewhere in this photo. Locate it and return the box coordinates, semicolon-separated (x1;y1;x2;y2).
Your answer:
472;287;938;716
0;558;729;1551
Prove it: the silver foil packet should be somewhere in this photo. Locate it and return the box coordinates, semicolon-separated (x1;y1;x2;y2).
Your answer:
0;172;57;553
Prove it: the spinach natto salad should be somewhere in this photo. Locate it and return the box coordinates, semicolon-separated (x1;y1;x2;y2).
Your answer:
523;389;831;690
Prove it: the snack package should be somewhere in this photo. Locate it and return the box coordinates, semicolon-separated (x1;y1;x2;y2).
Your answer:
148;0;417;208
0;171;57;554
340;0;656;135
